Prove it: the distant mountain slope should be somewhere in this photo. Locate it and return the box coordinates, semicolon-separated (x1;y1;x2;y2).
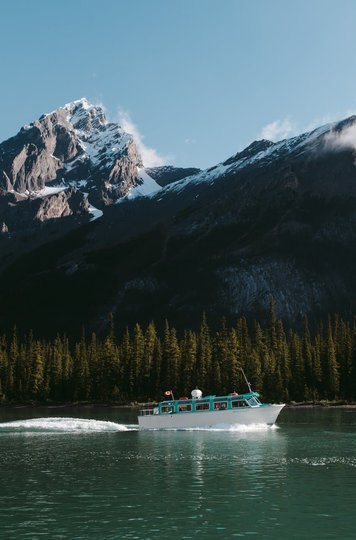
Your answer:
145;165;201;186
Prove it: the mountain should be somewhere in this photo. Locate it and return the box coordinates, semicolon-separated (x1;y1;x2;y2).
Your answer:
0;98;165;266
0;98;152;206
1;100;356;336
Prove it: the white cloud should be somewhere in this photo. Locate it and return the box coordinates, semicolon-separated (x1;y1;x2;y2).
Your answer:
259;110;356;146
258;111;356;158
323;123;356;152
259;118;295;141
117;109;167;167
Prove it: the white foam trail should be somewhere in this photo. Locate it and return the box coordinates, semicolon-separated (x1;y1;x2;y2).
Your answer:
0;417;129;433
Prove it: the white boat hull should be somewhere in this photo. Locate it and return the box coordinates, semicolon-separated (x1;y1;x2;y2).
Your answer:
138;404;285;429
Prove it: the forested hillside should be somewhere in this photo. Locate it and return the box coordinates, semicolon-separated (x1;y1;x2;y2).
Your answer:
0;302;353;404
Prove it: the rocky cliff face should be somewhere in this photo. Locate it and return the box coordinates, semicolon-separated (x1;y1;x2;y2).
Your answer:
0;187;89;235
0;98;143;204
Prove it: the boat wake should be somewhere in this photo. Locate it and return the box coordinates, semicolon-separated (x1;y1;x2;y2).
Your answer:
0;417;130;434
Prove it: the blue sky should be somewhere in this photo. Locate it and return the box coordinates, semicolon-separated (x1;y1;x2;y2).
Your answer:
2;0;356;168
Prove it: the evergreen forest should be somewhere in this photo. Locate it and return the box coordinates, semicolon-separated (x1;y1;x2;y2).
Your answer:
0;304;355;404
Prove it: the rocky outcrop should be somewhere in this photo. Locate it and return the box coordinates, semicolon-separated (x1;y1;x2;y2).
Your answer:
33;188;89;222
0;110;78;193
0;187;89;235
96;140;143;205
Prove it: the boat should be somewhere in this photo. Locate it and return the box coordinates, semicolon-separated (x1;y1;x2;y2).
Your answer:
138;370;285;429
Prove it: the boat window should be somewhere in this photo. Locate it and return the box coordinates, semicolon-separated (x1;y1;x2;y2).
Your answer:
232;400;247;408
161;406;173;414
195;401;210;411
178;404;192;412
140;408;155;416
214;401;227;410
247;397;259;407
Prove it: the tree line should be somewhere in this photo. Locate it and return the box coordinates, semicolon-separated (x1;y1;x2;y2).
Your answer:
0;303;355;404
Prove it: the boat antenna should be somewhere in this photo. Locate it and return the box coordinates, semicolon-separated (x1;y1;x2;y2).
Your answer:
240;367;252;393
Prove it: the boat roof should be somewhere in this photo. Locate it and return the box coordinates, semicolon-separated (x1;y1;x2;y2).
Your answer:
160;391;259;405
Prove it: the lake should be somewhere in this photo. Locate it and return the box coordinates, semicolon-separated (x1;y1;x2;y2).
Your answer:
0;406;355;539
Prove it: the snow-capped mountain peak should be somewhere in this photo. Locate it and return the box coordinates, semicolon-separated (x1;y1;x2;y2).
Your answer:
0;98;144;206
62;98;107;132
61;99;136;175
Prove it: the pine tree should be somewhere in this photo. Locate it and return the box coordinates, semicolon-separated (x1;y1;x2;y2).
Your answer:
152;337;162;397
102;328;120;401
132;323;145;395
169;327;181;393
197;313;212;392
29;340;45;399
48;335;63;400
73;329;90;400
7;326;19;400
235;317;251;385
142;322;157;398
88;332;100;400
337;320;352;399
253;322;268;396
180;330;197;395
214;318;230;393
302;317;313;397
161;320;171;391
325;320;339;399
275;319;290;401
228;328;240;392
350;318;356;400
0;337;7;400
121;327;133;399
61;335;73;400
268;296;278;351
248;349;263;392
289;331;304;401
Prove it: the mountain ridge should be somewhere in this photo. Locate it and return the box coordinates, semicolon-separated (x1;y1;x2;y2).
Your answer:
1;100;356;335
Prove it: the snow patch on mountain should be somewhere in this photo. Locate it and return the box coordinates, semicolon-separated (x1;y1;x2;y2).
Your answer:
161;162;230;195
118;168;161;202
32;186;67;198
88;203;103;222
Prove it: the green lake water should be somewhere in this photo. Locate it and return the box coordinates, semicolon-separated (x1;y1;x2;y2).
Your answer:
0;406;356;539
